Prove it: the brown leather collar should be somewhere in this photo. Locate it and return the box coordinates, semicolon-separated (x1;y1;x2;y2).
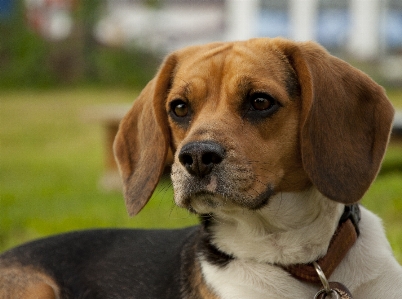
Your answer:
285;205;361;283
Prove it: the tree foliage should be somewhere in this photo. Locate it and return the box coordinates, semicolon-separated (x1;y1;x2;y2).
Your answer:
0;0;159;89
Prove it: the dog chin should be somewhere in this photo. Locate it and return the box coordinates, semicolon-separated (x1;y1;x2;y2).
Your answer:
176;189;273;215
176;192;226;214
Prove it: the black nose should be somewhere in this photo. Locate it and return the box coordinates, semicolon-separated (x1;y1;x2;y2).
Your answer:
178;141;225;178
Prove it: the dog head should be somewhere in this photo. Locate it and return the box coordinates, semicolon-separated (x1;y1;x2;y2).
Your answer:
114;38;394;216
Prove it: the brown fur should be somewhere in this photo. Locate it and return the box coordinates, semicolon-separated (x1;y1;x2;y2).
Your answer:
114;37;394;216
183;256;219;299
0;265;59;299
193;260;219;299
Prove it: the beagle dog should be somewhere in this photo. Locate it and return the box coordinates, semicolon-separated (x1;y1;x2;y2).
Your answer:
1;38;401;299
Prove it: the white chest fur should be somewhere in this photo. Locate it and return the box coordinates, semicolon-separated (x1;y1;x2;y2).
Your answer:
198;189;344;298
199;200;402;299
201;259;317;299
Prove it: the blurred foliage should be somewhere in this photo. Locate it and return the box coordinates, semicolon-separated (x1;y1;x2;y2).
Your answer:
0;0;160;89
0;1;50;87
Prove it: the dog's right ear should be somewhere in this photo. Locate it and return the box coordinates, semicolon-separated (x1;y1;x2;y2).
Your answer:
273;38;394;205
113;55;177;216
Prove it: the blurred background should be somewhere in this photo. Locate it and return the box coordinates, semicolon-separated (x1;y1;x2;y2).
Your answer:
0;0;401;261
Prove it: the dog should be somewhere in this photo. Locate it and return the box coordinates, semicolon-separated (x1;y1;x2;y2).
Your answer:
1;38;401;299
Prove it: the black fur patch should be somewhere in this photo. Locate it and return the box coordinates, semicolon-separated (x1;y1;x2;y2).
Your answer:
198;215;234;268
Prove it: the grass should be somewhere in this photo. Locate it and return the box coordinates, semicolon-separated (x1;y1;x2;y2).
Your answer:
0;88;401;264
0;88;198;251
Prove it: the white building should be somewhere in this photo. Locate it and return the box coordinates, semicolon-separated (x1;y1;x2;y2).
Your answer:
29;0;401;61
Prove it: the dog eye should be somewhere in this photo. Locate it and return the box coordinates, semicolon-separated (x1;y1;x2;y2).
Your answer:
250;94;277;111
170;100;188;117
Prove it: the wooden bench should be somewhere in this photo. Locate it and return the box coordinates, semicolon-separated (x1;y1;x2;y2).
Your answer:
83;104;131;191
392;110;402;143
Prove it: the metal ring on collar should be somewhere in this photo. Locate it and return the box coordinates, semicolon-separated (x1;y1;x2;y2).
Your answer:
314;289;340;299
313;262;331;292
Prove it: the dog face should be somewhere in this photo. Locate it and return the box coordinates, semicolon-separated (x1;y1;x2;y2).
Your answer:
114;38;394;216
168;41;310;213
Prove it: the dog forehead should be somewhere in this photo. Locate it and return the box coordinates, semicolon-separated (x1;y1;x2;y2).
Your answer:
173;40;289;84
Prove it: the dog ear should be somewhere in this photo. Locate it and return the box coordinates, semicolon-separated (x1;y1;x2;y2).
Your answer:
113;55;176;216
274;38;394;204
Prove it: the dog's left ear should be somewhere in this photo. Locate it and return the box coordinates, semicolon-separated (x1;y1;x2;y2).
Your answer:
274;38;394;204
113;55;176;216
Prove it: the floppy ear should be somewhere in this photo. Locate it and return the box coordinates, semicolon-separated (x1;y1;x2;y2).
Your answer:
274;38;394;204
113;55;177;216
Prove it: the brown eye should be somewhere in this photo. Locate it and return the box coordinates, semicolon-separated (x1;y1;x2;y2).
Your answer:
245;93;281;121
251;94;275;111
171;100;188;117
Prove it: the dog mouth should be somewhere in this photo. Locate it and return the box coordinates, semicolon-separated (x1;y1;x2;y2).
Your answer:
185;191;224;214
177;183;275;214
171;159;276;213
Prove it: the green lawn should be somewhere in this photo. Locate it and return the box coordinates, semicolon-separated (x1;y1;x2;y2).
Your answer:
1;88;401;263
